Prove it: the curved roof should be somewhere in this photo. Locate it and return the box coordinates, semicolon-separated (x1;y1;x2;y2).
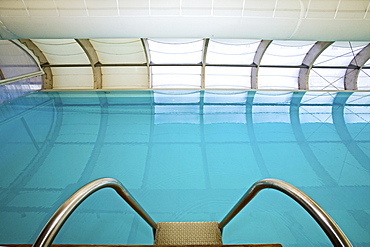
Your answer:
0;0;369;40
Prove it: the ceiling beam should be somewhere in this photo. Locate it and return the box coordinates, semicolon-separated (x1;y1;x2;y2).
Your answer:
298;41;333;90
18;39;53;89
75;39;102;89
344;43;370;90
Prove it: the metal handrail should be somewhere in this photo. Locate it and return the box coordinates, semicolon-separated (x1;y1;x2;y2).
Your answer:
219;178;352;247
32;177;157;247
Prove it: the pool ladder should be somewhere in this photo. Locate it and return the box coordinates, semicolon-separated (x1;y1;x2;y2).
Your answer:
32;178;352;247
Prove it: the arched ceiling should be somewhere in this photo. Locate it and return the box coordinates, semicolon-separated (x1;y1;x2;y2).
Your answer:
0;0;370;40
16;38;370;91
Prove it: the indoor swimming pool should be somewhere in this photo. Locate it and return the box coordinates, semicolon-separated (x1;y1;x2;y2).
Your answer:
0;90;369;246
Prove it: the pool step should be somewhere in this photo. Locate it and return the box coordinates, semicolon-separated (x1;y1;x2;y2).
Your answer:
4;245;282;247
154;221;222;245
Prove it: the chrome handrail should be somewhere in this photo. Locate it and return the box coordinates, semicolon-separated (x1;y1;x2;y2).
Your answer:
33;177;157;247
219;178;352;247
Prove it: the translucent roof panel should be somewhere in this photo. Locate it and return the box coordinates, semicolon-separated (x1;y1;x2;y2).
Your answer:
205;66;251;89
0;40;40;79
258;68;299;90
51;67;93;89
314;42;368;66
152;66;201;88
32;39;90;64
148;39;203;64
206;39;260;65
309;68;346;90
358;69;370;90
102;67;148;89
90;39;146;64
260;41;315;65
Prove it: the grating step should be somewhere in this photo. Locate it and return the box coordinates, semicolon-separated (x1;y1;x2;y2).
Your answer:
154;221;222;245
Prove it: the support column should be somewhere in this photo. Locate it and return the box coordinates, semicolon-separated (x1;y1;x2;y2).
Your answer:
251;40;272;89
75;39;102;89
141;38;152;89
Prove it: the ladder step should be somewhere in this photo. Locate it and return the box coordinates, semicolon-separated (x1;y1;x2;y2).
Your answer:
154;222;222;245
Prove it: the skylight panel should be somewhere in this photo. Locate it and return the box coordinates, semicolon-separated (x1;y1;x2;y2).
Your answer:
258;68;299;90
206;39;260;64
314;42;368;66
309;68;346;90
90;39;146;64
32;39;89;64
148;39;203;64
152;66;201;88
260;41;315;65
357;69;370;90
205;67;251;89
0;40;40;79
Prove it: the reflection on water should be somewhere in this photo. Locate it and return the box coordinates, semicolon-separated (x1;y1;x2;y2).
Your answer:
0;91;369;246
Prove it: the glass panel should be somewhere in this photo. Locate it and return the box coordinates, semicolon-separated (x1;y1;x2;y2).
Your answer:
205;66;251;88
358;69;370;90
152;66;201;88
90;39;146;64
148;39;203;64
0;76;42;104
260;41;315;65
309;68;346;90
0;40;40;79
314;42;368;66
206;39;260;64
258;67;299;89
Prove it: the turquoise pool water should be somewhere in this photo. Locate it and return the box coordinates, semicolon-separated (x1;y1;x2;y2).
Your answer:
0;90;369;246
